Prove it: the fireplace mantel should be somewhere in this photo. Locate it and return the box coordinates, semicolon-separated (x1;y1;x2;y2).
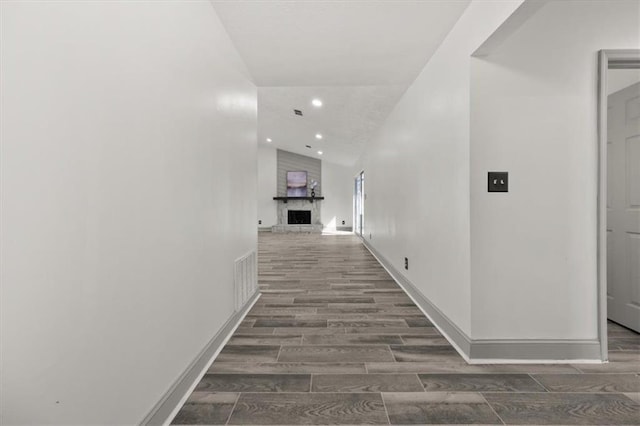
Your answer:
273;196;325;204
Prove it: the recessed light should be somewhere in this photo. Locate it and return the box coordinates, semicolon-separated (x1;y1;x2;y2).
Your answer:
312;99;322;107
266;138;272;143
315;133;323;140
317;151;323;155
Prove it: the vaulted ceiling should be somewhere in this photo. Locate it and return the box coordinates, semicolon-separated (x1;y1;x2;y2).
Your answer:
212;0;471;166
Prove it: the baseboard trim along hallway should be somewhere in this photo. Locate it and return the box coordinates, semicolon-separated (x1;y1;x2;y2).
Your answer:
361;239;473;362
361;239;602;364
141;291;261;426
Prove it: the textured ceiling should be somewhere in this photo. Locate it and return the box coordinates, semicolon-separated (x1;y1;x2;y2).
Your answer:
212;0;471;165
258;86;408;165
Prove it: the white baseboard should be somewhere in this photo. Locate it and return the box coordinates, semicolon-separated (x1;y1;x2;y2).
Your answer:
361;239;472;362
361;239;602;363
140;291;261;425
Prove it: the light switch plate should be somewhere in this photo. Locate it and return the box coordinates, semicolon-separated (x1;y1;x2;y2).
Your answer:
488;172;508;192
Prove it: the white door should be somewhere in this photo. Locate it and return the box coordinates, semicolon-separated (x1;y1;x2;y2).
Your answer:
354;171;364;236
608;81;640;332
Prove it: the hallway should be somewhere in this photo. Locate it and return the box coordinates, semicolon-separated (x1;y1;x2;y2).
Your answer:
173;233;640;425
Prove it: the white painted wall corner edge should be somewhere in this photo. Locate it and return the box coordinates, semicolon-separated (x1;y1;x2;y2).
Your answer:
362;239;602;364
140;291;261;426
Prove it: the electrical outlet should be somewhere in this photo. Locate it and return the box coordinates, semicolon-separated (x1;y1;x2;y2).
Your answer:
488;171;508;192
258;220;262;225
342;220;345;225
404;257;408;270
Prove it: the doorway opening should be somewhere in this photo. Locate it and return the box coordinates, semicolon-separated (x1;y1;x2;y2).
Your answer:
354;171;364;236
598;49;640;361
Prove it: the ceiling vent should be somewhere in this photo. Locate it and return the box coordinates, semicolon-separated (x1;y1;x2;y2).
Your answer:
294;109;303;116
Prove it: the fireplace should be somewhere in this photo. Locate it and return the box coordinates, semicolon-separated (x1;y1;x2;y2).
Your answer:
288;210;311;225
273;199;322;233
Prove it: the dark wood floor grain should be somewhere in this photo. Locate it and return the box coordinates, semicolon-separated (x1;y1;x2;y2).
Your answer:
171;392;238;425
196;373;311;392
312;373;424;392
419;373;545;392
228;392;388;425
215;345;280;363
484;392;640;425
383;392;502;425
532;373;640;393
278;344;395;362
172;232;640;425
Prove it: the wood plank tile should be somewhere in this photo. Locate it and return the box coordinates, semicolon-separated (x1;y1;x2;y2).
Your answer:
209;362;367;374
248;307;318;315
228;392;388;425
274;327;346;335
296;314;371;320
368;361;582;374
328;319;408;328
265;303;328;308
171;392;237;425
294;296;375;304
317;307;421;314
330;283;375;289
390;345;461;362
216;345;280;363
533;373;640;392
419;373;545;392
327;303;397;309
312;373;424;392
383;392;502;425
484;392;640;425
345;326;441;335
195;373;310;392
400;335;450;345
278;345;394;362
253;318;327;328
404;317;433;327
574;351;640;373
303;334;403;345
235;327;276;335
229;335;302;345
609;338;640;351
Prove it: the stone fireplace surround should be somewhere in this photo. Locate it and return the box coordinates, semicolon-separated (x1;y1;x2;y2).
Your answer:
272;199;323;233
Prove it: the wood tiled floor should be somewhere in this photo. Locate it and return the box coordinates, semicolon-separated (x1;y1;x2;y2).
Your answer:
173;232;640;425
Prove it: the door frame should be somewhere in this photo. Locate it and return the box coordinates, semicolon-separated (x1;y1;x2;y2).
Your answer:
597;49;640;361
354;170;364;236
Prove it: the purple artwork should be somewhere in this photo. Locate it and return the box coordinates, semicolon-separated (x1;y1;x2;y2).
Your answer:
287;171;307;197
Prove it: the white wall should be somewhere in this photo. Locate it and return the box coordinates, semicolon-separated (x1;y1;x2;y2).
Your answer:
321;161;354;229
356;0;523;336
470;0;640;340
0;2;257;424
257;144;277;227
